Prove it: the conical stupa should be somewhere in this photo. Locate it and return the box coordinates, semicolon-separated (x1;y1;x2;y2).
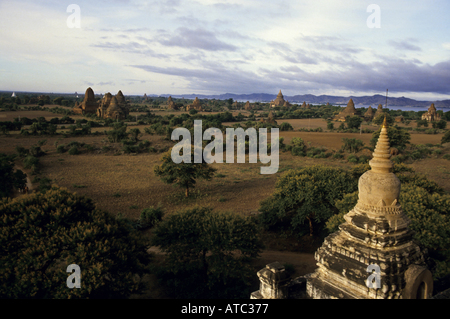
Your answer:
270;90;286;107
334;99;360;121
307;118;433;299
364;106;375;121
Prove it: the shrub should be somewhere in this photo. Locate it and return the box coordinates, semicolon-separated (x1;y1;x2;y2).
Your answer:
358;155;370;164
291;146;305;157
68;146;80;155
341;138;364;153
138;206;164;229
441;131;450;144
56;144;67;154
347;154;359;163
16;146;29;158
279;122;293;131
291;137;306;152
23;155;39;169
306;147;328;158
327;122;334;130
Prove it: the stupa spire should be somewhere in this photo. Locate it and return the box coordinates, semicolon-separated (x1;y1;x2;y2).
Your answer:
303;118;433;299
369;116;393;174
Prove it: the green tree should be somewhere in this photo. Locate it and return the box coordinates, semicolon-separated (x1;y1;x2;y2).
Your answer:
259;166;358;236
441;130;450;144
400;184;450;279
431;120;447;129
152;206;263;298
341;138;364;153
416;119;429;128
327;121;334;130
0;154;27;198
279;122;294;131
370;125;411;151
53;97;64;106
128;128;142;143
325;191;359;233
226;98;233;109
345;116;363;129
373;112;394;125
0;187;151;299
154;148;217;197
106;122;128;143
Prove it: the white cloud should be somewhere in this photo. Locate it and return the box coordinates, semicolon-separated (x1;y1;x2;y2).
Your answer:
0;0;449;99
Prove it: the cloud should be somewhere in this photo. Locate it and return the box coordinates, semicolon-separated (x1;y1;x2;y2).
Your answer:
299;35;363;55
388;40;422;51
91;40;170;59
131;56;450;95
97;81;115;86
155;27;238;51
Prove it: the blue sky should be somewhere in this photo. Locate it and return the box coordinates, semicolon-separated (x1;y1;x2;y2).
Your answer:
1;0;450;100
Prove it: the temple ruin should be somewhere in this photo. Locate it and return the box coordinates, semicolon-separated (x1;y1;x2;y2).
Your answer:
73;87;129;120
270;90;287;108
96;91;129;120
300;102;310;109
166;96;178;110
186;97;203;112
259;110;277;125
334;99;360;121
421;103;441;122
375;104;384;117
364;106;375;121
244;101;253;111
73;87;99;115
252;118;434;299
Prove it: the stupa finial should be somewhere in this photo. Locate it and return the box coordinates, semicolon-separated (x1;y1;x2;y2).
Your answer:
382;116;388;129
369;119;393;173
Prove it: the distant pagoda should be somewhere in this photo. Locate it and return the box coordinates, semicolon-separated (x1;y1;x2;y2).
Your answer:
334;99;360;121
270;90;286;108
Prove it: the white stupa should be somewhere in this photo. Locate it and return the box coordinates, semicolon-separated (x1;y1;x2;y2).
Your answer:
11;92;16;98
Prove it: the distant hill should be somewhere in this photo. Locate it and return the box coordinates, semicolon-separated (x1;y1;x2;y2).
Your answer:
2;90;449;109
161;93;450;109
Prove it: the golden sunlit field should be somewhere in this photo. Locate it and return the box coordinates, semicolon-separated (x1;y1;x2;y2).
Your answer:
2;108;450;290
2;111;449;216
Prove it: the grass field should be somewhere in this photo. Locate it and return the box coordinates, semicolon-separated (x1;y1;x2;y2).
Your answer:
2;109;449;294
2;116;448;216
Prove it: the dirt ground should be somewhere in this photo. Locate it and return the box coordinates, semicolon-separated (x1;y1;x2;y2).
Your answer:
2;111;449;297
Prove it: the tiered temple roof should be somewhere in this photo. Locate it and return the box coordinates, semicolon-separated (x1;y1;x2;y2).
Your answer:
270;90;286;108
306;118;433;299
422;103;441;122
334;99;360;121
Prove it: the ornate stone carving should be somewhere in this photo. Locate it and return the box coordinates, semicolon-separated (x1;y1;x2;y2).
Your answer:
306;118;433;299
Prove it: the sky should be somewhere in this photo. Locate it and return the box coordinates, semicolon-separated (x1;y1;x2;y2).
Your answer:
1;0;450;100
